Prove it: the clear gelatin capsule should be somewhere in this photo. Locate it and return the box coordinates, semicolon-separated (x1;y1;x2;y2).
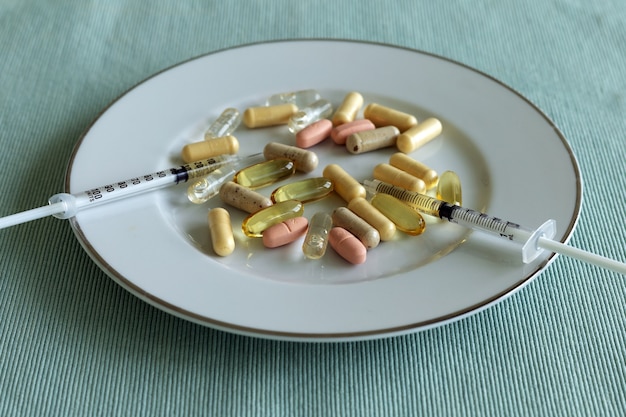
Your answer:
242;199;304;237
370;193;426;236
302;211;333;260
266;89;321;108
233;158;296;189
187;166;237;204
204;107;242;140
437;170;462;206
288;99;334;133
271;177;334;204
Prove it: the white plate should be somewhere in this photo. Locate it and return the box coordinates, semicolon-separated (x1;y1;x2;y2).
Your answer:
66;40;581;341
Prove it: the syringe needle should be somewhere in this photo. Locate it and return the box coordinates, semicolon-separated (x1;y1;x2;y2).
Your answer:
364;179;626;275
0;154;262;230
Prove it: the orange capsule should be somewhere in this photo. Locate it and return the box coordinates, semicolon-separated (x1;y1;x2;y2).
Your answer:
329;227;367;264
295;119;333;148
262;217;309;248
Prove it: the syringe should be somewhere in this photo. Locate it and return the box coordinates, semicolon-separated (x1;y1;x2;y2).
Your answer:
363;179;626;275
0;154;262;230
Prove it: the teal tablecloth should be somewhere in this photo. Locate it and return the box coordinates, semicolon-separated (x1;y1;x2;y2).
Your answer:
1;1;625;415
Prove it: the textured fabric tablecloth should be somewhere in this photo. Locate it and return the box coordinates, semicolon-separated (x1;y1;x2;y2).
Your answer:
1;1;625;415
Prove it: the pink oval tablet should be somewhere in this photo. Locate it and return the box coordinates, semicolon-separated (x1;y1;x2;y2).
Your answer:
328;227;367;264
330;119;376;145
295;119;333;148
262;217;309;248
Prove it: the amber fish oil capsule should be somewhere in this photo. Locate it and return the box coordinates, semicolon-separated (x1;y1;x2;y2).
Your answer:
302;211;333;259
388;153;439;190
437;170;462;206
263;142;319;173
219;181;273;214
332;92;364;126
322;164;366;203
233;158;296;189
347;197;396;241
242;199;304;237
271;177;334;204
346;126;400;155
370;193;426;236
181;135;239;163
332;206;380;249
363;103;418;132
243;103;298;128
396;117;442;153
208;208;235;257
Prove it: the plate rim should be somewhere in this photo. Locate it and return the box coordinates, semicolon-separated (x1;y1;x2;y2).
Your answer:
64;38;582;341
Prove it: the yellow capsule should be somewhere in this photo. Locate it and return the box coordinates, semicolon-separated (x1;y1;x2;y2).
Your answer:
396;117;442;153
388;153;439;190
181;135;239;163
332;92;364;126
233;158;295;189
243;103;298;128
322;164;366;203
271;177;334;204
437;170;462;206
373;163;426;193
263;142;318;173
347;197;396;241
208;208;235;256
363;103;418;132
242;199;304;237
370;193;426;236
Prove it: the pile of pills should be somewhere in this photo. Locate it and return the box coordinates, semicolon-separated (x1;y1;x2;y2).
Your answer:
181;89;462;265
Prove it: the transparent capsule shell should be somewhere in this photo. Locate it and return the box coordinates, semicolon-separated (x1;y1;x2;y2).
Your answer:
266;89;321;108
287;99;333;134
242;199;304;237
302;211;333;260
187;166;237;204
370;193;426;236
271;177;334;204
204;108;242;140
233;158;296;189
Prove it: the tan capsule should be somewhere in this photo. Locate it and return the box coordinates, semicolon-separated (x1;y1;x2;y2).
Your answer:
263;142;318;173
243;103;298;128
396;117;442;153
219;181;272;214
322;164;366;203
208;208;235;256
345;126;400;155
332;92;364;126
389;153;438;190
332;206;380;249
347;197;396;241
363;103;418;132
373;163;426;193
181;135;239;163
